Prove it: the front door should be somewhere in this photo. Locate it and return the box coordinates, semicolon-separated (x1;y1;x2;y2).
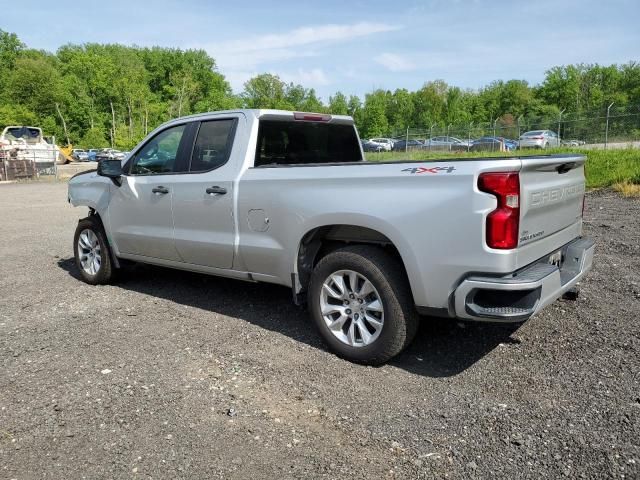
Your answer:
108;123;190;261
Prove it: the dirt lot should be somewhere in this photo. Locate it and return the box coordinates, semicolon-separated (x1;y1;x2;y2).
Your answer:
0;182;638;479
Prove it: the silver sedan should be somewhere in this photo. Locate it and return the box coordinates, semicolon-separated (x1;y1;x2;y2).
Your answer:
518;130;561;149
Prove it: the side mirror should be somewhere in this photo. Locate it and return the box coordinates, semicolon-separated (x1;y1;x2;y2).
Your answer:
97;159;123;186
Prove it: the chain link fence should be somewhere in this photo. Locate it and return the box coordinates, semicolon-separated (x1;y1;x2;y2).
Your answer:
375;105;640;154
0;135;60;181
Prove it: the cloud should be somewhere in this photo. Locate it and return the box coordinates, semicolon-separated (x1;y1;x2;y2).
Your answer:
223;70;258;91
197;21;400;92
202;22;400;72
283;68;330;87
374;53;416;72
221;22;399;54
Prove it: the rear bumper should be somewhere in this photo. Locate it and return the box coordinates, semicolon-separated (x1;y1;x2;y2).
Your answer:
452;237;595;322
519;139;544;148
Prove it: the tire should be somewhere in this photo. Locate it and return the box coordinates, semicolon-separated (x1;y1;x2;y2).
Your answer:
307;245;419;365
544;142;549;149
73;216;116;285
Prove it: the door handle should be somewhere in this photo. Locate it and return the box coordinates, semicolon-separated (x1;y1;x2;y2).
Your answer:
152;186;169;194
206;186;227;195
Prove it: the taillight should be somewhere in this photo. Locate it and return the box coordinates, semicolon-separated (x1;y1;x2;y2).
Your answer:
478;172;520;249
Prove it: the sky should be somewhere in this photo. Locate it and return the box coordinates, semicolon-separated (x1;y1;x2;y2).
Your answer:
2;0;639;100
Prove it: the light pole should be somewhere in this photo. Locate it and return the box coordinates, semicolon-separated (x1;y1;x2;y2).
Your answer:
517;115;523;150
429;123;436;151
467;122;473;152
558;108;566;145
605;102;614;149
405;126;409;153
492;118;497;151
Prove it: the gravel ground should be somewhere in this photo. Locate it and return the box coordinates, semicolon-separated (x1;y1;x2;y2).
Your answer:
0;182;638;479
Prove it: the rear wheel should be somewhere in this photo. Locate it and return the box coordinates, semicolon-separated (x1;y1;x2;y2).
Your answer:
73;216;116;285
307;245;419;365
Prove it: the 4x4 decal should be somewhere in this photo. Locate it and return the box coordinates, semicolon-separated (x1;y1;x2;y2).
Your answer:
402;166;456;174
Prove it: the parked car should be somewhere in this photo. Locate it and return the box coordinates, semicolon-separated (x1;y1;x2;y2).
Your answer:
504;138;519;150
361;140;385;152
68;109;594;365
87;149;99;161
424;136;471;151
562;139;586;147
95;148;126;162
72;149;89;161
94;149;110;161
392;139;425;151
366;138;394;152
519;130;561;149
470;137;517;152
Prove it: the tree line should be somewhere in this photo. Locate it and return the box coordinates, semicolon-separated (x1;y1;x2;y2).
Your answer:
0;29;638;147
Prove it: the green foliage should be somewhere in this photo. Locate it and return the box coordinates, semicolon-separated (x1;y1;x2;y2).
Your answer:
360;90;389;137
241;73;327;112
577;148;640;188
81;128;109;148
328;92;349;115
0;31;238;148
0;104;38;126
4;54;63;115
0;28;638;147
0;30;23;92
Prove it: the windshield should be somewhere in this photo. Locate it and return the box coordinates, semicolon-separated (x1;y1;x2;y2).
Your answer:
255;120;362;166
4;127;42;144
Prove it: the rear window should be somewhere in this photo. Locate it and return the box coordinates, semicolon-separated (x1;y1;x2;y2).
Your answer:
254;120;362;167
524;131;544;136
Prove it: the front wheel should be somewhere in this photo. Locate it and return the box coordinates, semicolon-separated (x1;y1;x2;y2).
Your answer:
307;245;419;365
73;217;116;285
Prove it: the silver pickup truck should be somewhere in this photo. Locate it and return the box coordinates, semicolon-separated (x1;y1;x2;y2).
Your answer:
68;109;594;364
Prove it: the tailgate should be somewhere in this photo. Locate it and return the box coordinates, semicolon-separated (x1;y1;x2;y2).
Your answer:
518;155;585;247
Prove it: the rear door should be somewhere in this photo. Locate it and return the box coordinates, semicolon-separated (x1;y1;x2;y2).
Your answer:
171;116;240;269
518;155;585;248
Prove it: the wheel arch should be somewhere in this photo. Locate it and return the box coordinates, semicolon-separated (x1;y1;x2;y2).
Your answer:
77;209;120;269
294;223;420;305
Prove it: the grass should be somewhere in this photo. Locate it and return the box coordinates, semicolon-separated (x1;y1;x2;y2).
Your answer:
365;148;640;189
613;181;640;197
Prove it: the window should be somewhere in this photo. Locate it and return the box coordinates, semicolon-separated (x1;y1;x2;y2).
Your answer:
190;119;236;172
255;120;362;166
130;124;186;175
